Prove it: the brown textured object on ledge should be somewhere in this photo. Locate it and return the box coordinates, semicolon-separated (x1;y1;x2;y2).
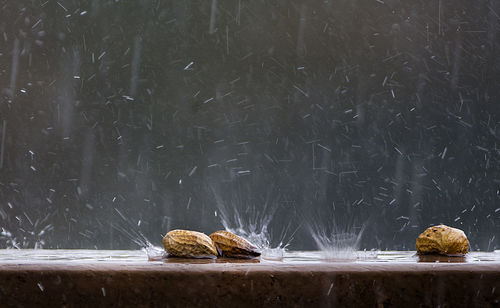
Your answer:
209;230;261;258
162;229;218;259
416;224;469;255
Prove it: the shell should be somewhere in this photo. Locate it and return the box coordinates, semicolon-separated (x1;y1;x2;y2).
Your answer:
416;225;469;255
163;229;218;259
209;230;261;259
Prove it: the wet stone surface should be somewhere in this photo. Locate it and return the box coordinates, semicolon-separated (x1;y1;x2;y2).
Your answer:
0;250;499;307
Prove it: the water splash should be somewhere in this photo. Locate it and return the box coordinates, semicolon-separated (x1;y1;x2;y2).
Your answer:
0;217;53;249
309;224;367;261
223;226;287;260
210;185;293;260
110;212;166;260
142;243;166;261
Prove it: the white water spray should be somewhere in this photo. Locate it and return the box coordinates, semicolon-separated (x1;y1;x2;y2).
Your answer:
210;186;291;260
310;224;368;261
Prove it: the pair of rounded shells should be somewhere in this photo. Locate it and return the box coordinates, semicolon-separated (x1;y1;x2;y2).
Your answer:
162;229;261;259
416;224;469;255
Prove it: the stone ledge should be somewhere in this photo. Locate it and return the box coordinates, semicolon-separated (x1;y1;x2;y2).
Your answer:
0;262;499;307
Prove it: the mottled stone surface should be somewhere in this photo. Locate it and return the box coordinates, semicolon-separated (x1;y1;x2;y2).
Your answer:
0;261;499;307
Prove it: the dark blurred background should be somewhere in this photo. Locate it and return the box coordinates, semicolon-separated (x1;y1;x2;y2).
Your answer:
0;0;499;250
